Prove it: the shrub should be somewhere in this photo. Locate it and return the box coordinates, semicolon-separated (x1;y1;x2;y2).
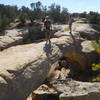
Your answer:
87;11;100;24
91;75;100;82
91;39;100;82
92;38;100;53
92;63;100;71
19;13;28;24
0;15;9;31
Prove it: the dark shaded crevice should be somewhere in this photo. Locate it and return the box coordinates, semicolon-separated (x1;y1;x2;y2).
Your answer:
33;94;59;100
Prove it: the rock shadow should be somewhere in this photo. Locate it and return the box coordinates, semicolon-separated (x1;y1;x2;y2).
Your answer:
69;32;83;51
43;40;53;57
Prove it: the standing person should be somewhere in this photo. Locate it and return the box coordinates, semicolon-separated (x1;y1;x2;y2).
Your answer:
69;15;74;33
44;16;52;42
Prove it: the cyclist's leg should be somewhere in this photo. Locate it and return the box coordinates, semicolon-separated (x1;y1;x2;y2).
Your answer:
45;29;48;41
47;29;50;40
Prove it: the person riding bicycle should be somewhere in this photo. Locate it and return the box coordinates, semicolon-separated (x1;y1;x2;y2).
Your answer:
44;16;52;41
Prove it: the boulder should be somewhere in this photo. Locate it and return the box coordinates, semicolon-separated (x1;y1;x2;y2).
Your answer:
0;28;28;50
0;36;73;100
73;23;99;40
81;40;99;66
53;79;100;100
81;40;95;53
27;84;57;100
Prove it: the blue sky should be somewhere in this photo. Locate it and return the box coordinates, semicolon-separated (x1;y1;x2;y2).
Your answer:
0;0;100;13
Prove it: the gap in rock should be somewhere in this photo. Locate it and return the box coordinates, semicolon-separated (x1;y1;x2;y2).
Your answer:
58;51;100;82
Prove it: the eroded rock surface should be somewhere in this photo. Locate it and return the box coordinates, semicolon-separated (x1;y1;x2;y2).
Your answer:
73;22;100;40
0;36;73;100
53;79;100;100
0;28;28;50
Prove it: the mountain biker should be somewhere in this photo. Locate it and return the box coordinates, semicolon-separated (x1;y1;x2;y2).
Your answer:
44;16;52;41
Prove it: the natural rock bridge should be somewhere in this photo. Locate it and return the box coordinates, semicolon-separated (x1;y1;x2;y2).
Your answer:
0;36;74;100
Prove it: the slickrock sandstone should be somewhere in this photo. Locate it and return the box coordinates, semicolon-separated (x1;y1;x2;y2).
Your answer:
0;28;28;50
53;79;100;100
0;36;73;100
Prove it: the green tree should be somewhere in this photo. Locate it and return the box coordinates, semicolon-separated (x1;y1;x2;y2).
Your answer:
0;4;18;31
48;4;61;23
19;13;28;24
79;12;87;18
0;14;8;31
48;4;69;24
60;8;69;24
30;1;43;19
87;11;100;24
